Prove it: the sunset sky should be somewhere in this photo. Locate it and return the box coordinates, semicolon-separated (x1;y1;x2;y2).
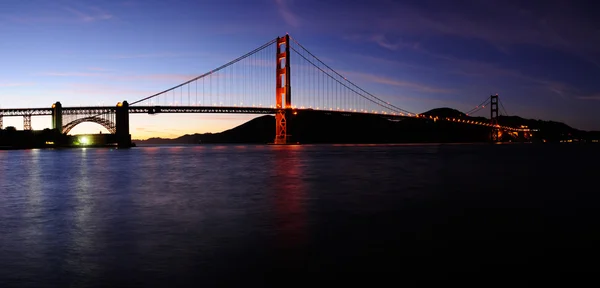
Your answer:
1;0;599;138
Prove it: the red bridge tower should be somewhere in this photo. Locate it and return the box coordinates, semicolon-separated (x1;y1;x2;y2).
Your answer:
490;94;499;142
274;35;291;144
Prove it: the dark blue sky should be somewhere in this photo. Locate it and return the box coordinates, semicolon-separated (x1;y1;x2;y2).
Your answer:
1;0;598;137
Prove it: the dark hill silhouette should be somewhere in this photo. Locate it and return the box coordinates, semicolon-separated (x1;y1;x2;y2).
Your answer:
139;115;274;144
422;107;466;118
134;108;600;145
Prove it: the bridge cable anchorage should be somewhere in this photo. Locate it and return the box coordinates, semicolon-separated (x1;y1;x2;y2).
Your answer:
288;35;414;115
130;38;278;106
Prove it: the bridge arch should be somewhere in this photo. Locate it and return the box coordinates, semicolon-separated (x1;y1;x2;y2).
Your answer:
62;116;116;135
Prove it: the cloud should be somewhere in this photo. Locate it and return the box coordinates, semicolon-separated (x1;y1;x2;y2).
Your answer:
343;33;420;51
4;15;62;24
341;71;455;94
576;95;600;101
380;1;599;65
3;5;112;24
0;82;35;87
119;74;198;82
349;45;583;101
35;71;197;83
49;83;156;101
109;52;187;59
120;0;138;7
275;0;300;27
37;72;106;77
64;7;112;22
307;1;599;67
87;67;111;72
527;80;600;101
370;34;420;51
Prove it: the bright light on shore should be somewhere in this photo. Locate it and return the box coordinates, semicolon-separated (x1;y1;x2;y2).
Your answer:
79;136;90;145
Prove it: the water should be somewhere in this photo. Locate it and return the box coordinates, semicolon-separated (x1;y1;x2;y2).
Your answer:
0;144;598;287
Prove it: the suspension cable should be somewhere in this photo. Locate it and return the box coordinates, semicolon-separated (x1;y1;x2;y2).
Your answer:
131;38;277;105
289;36;414;115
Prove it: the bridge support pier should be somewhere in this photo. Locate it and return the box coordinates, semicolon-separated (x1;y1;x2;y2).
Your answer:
0;115;3;130
274;34;292;144
23;115;32;131
116;101;131;148
52;102;62;132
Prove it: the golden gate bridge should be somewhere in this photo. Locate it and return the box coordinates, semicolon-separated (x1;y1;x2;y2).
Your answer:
0;34;526;147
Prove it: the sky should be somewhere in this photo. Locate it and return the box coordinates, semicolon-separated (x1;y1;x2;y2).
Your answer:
1;0;599;138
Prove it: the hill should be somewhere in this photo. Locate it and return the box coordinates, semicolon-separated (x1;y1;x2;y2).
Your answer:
422;107;466;118
134;108;600;145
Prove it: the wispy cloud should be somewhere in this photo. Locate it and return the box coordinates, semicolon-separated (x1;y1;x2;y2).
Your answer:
370;34;420;51
119;74;198;82
576;95;600;101
275;0;300;27
529;80;600;101
325;1;600;68
4;5;113;24
109;52;187;59
5;15;64;24
386;1;598;66
49;83;155;102
350;44;581;101
0;82;35;87
120;0;138;7
343;33;420;51
34;71;197;83
36;71;107;77
341;71;455;94
87;67;111;72
64;7;112;22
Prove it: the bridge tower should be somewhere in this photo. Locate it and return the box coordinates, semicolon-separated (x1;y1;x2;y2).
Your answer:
51;102;63;132
490;94;499;142
274;34;291;144
116;101;131;148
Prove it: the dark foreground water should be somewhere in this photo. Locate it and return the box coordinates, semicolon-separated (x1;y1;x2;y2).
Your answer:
0;143;598;287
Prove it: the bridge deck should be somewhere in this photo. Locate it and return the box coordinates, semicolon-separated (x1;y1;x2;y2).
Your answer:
0;106;532;131
0;106;408;118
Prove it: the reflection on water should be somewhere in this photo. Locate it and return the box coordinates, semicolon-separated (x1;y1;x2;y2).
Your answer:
272;147;307;249
0;144;598;286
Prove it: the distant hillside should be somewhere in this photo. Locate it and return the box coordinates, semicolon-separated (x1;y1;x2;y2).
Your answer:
134;108;600;145
422;107;466;118
136;115;274;144
422;108;599;142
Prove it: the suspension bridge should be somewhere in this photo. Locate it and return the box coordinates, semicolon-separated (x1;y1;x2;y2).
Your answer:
0;34;528;147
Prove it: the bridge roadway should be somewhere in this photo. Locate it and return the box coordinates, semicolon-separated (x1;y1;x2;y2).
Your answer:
0;106;274;116
0;105;533;133
0;106;411;118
